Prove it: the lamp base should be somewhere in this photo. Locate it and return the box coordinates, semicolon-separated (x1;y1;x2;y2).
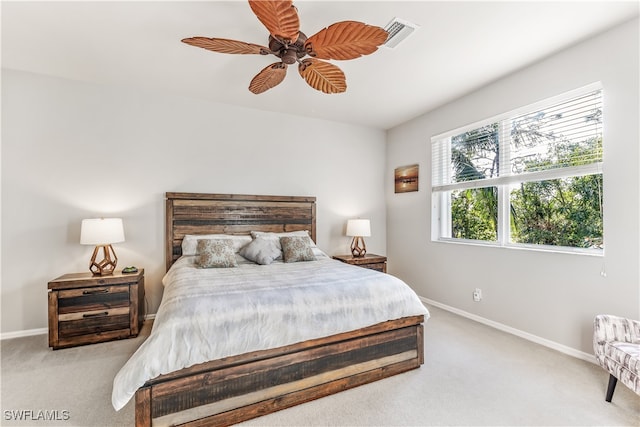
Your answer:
350;236;367;257
89;244;118;276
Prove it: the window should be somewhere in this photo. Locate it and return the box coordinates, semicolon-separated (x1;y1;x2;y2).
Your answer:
431;84;603;254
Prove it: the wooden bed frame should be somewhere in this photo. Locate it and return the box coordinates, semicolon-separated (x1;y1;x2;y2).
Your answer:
134;192;425;426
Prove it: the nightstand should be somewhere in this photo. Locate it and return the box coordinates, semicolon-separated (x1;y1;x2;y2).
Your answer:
48;269;145;349
332;254;387;273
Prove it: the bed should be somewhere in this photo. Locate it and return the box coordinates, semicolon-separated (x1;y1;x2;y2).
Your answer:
114;192;428;426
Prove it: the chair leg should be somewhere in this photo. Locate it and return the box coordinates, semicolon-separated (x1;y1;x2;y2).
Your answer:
605;374;617;402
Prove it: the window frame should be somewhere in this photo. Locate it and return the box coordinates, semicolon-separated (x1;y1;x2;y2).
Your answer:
430;83;604;256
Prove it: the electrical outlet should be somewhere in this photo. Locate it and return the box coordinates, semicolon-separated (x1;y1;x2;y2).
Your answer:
473;288;482;302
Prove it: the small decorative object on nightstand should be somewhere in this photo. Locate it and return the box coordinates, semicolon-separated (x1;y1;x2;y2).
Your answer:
332;254;387;273
48;269;144;349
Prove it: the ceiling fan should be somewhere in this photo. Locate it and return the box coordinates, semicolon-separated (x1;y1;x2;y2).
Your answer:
182;0;388;94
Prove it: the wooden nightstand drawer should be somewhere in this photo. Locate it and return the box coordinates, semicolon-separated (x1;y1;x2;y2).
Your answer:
58;285;130;313
48;270;145;349
362;262;386;272
58;309;130;339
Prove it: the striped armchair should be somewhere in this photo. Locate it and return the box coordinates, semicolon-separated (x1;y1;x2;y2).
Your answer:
593;314;640;402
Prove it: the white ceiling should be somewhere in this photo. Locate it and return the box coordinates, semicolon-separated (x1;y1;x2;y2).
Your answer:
2;1;638;130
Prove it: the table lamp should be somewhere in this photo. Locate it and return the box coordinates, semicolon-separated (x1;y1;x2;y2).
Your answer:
346;219;371;257
80;218;125;275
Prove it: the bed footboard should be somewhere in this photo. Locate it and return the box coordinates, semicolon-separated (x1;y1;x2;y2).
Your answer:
135;315;424;427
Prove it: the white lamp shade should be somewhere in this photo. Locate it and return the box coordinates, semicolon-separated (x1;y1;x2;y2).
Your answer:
346;219;371;237
80;218;125;245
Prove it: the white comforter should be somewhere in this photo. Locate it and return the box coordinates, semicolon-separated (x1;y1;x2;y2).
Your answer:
112;253;429;410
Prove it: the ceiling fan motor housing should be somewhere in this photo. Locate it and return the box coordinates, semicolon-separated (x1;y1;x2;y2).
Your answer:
269;32;307;64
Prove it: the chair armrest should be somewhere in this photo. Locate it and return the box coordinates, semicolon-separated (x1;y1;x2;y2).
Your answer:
594;315;640;346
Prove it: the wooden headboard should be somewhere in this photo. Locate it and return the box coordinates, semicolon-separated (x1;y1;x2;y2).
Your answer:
165;192;317;270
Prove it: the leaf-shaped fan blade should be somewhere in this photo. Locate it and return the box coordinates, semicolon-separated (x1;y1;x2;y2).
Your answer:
305;21;388;60
298;59;346;94
249;62;288;94
182;37;270;55
248;0;300;44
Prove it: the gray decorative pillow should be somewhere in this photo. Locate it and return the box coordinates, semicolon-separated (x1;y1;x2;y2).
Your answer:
239;236;282;265
280;236;317;263
195;239;238;268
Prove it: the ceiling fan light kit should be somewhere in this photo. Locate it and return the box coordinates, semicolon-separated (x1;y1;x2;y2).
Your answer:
182;0;388;94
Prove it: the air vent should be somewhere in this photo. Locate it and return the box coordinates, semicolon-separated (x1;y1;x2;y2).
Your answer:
383;17;419;48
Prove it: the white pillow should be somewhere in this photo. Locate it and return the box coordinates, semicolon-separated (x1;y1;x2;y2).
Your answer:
239;236;282;265
311;247;329;259
182;234;252;256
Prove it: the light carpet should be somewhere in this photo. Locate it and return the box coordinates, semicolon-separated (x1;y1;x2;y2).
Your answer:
1;305;638;426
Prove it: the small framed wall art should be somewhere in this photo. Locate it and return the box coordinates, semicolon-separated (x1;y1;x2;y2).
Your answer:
394;164;419;193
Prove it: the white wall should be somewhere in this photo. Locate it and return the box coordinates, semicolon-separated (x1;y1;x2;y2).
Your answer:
1;69;386;334
386;18;639;355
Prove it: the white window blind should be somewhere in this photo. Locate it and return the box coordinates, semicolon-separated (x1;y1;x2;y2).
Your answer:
432;88;603;192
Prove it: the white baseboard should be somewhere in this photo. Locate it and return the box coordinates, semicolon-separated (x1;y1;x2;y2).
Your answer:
1;313;157;341
0;327;48;340
421;297;596;365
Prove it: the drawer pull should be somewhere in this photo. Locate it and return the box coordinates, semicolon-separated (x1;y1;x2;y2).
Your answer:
82;312;109;318
82;289;109;295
